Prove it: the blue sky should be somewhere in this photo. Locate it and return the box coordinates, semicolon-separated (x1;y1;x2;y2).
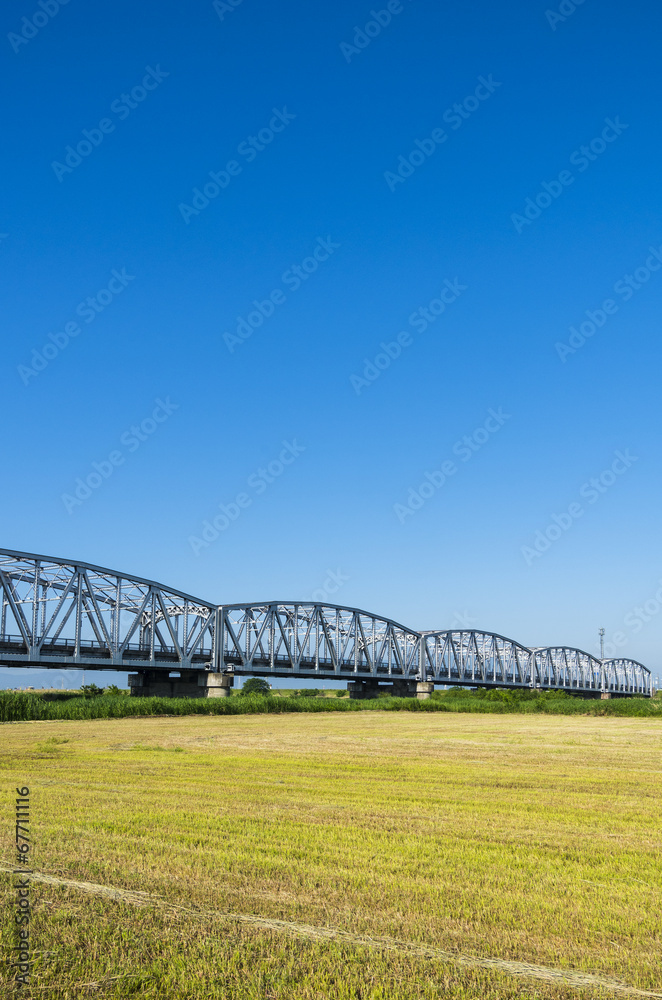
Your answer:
2;0;662;688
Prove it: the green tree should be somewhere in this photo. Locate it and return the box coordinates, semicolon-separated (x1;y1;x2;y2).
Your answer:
80;683;104;698
240;677;272;696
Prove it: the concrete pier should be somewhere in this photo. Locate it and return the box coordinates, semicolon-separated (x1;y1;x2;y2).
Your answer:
128;670;234;698
347;679;434;700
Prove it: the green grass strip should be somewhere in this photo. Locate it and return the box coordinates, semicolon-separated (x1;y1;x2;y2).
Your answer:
1;687;660;723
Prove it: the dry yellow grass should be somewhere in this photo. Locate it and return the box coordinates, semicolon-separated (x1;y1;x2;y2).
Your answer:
1;712;661;998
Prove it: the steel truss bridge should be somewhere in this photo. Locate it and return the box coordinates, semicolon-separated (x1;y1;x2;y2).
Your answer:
0;548;652;697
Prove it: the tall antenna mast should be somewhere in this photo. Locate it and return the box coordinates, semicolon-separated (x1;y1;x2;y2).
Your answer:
599;627;605;660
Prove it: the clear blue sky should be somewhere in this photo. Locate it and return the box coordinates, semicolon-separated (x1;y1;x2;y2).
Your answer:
2;0;662;688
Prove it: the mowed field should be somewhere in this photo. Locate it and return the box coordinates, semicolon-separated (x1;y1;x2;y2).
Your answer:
1;713;661;999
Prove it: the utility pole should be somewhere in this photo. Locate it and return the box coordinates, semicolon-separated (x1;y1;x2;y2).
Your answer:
599;628;605;660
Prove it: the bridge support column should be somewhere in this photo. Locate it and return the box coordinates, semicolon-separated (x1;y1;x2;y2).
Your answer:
392;680;434;700
198;673;234;698
128;670;234;698
347;680;434;700
347;679;381;699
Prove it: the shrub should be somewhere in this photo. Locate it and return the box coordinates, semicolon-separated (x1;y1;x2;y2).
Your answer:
80;683;104;698
104;684;127;696
240;677;272;697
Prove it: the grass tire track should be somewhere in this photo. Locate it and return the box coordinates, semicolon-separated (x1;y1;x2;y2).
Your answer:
2;862;660;998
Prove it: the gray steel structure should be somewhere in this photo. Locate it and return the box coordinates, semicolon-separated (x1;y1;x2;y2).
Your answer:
0;548;652;696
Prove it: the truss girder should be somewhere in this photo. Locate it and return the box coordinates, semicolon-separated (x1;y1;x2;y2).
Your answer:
219;603;421;678
421;630;533;686
600;657;650;694
0;549;653;695
0;549;216;668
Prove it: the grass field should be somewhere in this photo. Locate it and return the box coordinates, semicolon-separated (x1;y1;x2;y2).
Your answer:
1;712;661;998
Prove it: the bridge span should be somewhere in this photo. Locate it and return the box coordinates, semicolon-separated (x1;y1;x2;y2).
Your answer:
0;548;652;699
